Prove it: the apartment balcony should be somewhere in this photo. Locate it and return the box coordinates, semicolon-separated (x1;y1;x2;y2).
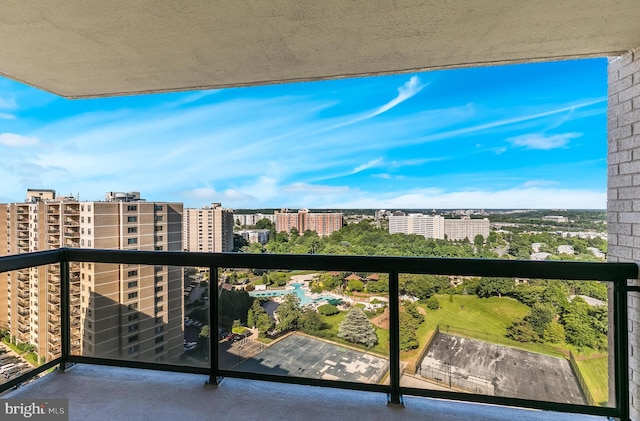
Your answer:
17;296;30;307
48;226;60;234
17;290;30;299
17;223;28;232
48;294;61;305
48;325;60;336
0;248;637;421
65;227;80;237
48;216;60;224
64;239;79;248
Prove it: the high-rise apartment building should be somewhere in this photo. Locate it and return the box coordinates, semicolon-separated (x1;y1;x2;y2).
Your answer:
274;209;343;237
233;213;276;227
389;214;445;239
443;217;490;241
389;214;490;241
1;190;184;363
183;203;234;253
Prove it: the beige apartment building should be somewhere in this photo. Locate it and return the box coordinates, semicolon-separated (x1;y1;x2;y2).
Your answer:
274;209;343;237
444;217;491;241
389;214;490;242
1;190;184;364
183;203;234;253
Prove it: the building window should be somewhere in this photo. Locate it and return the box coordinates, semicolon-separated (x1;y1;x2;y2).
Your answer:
155;296;163;303
127;292;138;299
155;335;164;344
155;286;163;293
88;240;92;247
127;281;138;288
155;305;164;313
155;317;163;324
154;346;164;354
128;323;139;332
127;227;137;233
154;205;163;211
127;238;137;245
127;303;138;311
128;345;139;354
81;228;84;234
128;313;139;321
88;217;91;223
88;228;91;235
88;205;91;212
127;216;137;223
128;335;138;343
154;325;164;334
155;246;163;251
127;205;137;212
81;217;84;223
127;270;138;277
81;239;84;246
155;226;163;232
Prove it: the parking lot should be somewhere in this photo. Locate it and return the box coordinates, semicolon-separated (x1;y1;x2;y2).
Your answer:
0;343;31;384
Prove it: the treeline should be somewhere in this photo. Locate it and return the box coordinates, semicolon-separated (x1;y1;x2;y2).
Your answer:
238;219;606;262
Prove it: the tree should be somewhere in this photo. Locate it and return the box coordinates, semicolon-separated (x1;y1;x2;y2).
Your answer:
476;277;514;298
317;304;340;316
218;290;254;330
474;234;485;249
543;321;565;343
299;308;327;335
526;303;556;337
338;307;378;347
399;312;419;350
425;296;440;310
347;279;364;292
276;293;302;332
506;319;538;343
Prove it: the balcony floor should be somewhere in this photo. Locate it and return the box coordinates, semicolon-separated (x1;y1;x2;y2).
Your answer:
2;364;607;421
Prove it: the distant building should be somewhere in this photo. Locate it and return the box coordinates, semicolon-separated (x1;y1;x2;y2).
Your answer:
235;229;270;245
183;203;234;252
444;217;490;241
543;215;568;223
389;214;445;239
233;213;276;226
557;245;575;255
274;209;343;237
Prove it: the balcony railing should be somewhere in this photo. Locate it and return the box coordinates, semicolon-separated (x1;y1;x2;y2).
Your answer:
0;248;637;420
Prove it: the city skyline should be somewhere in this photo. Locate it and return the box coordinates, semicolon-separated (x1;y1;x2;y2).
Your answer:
0;58;607;209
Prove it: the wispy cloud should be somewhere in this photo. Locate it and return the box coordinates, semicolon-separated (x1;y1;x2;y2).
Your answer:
350;158;383;174
0;112;15;120
508;133;581;150
522;179;559;187
0;133;40;147
0;97;17;109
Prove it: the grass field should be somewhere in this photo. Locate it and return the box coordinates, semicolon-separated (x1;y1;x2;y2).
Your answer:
401;294;530;367
575;356;609;406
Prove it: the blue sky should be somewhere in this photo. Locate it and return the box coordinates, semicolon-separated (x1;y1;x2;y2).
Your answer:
0;58;607;209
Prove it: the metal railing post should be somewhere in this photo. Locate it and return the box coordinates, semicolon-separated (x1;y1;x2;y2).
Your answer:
60;250;71;370
388;269;402;405
614;278;630;421
207;266;220;386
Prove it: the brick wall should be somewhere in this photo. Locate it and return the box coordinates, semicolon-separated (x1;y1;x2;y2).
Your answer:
608;47;640;421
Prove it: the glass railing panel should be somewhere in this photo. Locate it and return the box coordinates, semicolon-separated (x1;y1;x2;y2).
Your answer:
219;268;390;385
398;274;614;407
68;262;207;368
1;264;54;386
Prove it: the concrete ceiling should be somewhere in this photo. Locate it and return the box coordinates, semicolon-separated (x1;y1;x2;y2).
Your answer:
1;1;639;99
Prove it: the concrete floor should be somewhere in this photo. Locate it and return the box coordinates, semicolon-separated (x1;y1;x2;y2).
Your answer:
3;364;606;421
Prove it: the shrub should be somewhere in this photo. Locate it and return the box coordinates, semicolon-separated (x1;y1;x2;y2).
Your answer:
426;296;440;310
317;304;340;316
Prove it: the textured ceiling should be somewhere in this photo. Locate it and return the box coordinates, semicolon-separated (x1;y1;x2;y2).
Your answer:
1;1;639;98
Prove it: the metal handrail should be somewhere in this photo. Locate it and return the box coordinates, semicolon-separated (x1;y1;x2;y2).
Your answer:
0;248;636;419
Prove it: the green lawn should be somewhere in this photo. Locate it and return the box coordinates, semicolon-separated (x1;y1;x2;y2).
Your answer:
402;294;531;367
575;356;609;406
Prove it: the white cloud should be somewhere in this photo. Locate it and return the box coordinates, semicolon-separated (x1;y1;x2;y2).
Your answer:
0;97;17;109
281;183;352;195
0;112;15;120
324;187;605;209
507;133;581;150
0;133;40;147
522;179;559;188
350;157;383;174
370;76;425;117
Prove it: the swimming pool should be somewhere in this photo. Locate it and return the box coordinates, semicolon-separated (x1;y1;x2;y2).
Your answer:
250;282;341;306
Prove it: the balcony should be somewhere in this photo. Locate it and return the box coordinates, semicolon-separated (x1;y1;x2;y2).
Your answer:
0;248;637;421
